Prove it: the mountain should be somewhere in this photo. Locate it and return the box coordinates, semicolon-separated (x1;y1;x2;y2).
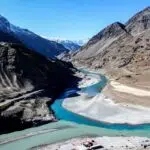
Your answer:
0;42;77;133
49;38;88;51
126;7;150;35
47;39;87;61
73;7;150;73
75;22;128;59
0;15;68;58
53;39;81;51
0;30;21;44
74;39;88;46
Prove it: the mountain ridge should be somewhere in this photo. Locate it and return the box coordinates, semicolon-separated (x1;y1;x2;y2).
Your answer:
0;15;69;58
73;6;150;71
125;6;150;35
50;39;81;51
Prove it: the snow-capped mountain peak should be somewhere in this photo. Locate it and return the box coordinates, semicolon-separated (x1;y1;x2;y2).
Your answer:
56;40;81;51
44;38;88;51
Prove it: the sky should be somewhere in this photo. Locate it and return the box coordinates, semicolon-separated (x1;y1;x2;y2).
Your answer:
0;0;149;40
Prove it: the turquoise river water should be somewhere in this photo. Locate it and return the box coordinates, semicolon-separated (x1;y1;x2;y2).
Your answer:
0;70;150;150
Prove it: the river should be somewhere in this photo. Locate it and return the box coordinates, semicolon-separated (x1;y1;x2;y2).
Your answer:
0;70;150;150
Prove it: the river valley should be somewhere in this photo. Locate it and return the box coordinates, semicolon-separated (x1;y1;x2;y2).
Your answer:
0;70;150;150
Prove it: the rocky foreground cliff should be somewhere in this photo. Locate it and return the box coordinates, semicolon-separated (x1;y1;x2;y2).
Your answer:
0;42;77;134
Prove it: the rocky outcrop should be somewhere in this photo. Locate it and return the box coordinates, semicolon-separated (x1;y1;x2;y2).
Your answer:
0;42;76;133
73;7;150;73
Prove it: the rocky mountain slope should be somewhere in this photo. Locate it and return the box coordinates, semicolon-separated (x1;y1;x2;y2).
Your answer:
0;30;21;44
0;15;68;58
0;42;76;133
126;7;150;35
73;7;150;73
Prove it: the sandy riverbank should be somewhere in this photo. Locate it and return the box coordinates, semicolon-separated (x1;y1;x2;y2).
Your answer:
103;68;150;107
63;92;150;124
78;76;99;88
63;73;150;124
111;81;150;97
103;79;150;107
75;71;100;88
37;136;150;150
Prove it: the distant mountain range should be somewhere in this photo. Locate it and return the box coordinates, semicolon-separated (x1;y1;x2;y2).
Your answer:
0;15;69;58
46;38;87;61
52;39;81;51
47;38;87;51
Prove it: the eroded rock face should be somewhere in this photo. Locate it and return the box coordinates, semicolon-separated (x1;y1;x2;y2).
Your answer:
0;42;76;133
0;97;56;133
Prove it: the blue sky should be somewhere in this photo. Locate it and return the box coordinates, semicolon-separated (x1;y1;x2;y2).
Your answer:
0;0;149;40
